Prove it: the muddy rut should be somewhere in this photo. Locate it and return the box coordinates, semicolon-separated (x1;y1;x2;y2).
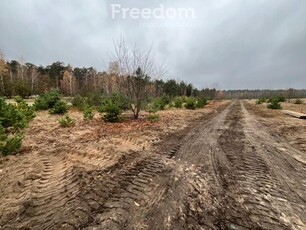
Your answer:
0;101;306;229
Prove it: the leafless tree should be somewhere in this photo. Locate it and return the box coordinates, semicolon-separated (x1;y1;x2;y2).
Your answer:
61;69;77;96
30;66;38;94
108;37;166;119
18;56;26;81
286;88;295;102
0;52;8;95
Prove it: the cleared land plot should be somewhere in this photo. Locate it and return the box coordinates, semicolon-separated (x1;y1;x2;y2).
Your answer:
0;100;305;229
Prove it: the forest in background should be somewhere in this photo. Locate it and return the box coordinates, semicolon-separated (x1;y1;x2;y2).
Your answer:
0;54;305;100
0;55;216;99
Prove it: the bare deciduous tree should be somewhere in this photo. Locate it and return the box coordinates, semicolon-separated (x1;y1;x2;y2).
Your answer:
108;37;166;119
61;70;77;96
0;52;8;95
286;88;295;102
30;66;38;94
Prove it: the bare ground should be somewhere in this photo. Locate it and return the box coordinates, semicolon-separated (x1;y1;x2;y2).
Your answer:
0;100;305;229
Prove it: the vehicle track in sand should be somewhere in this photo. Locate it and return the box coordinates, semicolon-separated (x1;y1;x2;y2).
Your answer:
0;101;305;229
79;101;306;229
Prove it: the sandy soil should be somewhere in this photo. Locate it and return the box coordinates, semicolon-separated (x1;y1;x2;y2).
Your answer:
0;101;227;229
282;101;306;114
248;99;306;114
0;100;305;229
245;100;306;162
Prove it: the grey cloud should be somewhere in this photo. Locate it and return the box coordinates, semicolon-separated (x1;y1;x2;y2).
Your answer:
0;0;306;89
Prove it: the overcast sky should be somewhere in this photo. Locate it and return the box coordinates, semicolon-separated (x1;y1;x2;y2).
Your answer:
0;0;305;89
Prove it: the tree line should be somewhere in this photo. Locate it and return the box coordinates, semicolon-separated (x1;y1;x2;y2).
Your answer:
1;53;305;100
221;89;306;100
0;54;217;100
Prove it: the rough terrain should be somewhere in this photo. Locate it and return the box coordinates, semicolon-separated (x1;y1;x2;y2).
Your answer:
0;100;305;229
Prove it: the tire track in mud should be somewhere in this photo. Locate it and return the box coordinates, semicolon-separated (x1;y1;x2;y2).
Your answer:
79;152;173;229
0;153;43;227
208;101;306;229
28;155;89;229
124;103;237;229
166;100;305;229
166;102;259;229
78;104;232;229
217;102;290;229
0;106;226;230
241;101;306;229
2;153;90;229
2;101;305;229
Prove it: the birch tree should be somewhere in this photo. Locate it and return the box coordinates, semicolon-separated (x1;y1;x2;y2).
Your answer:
109;37;166;119
0;53;8;96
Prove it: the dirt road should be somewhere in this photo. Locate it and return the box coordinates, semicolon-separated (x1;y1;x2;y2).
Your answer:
0;101;305;229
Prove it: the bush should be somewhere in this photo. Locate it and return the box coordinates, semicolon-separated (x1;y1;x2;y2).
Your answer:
294;99;303;104
276;95;286;102
34;88;61;110
110;93;129;110
83;105;94;121
14;96;36;123
185;98;197;110
0;103;25;130
153;95;171;110
99;98;112;113
145;103;157;113
267;100;282;109
99;100;121;122
0;97;31;130
147;113;160;122
173;97;183;108
97;93;129;111
59;115;75;127
0;97;35;155
49;101;69;115
103;104;121;122
72;95;87;110
196;97;207;108
0;127;23;156
256;98;266;105
267;95;286;103
266;95;285;110
180;96;189;103
86;93;104;107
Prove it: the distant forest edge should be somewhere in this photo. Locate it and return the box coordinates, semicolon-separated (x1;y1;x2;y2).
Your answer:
0;56;305;100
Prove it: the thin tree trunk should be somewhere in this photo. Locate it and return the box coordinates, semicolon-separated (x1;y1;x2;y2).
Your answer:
69;76;72;96
56;76;59;89
31;69;35;94
10;69;13;83
0;74;4;95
